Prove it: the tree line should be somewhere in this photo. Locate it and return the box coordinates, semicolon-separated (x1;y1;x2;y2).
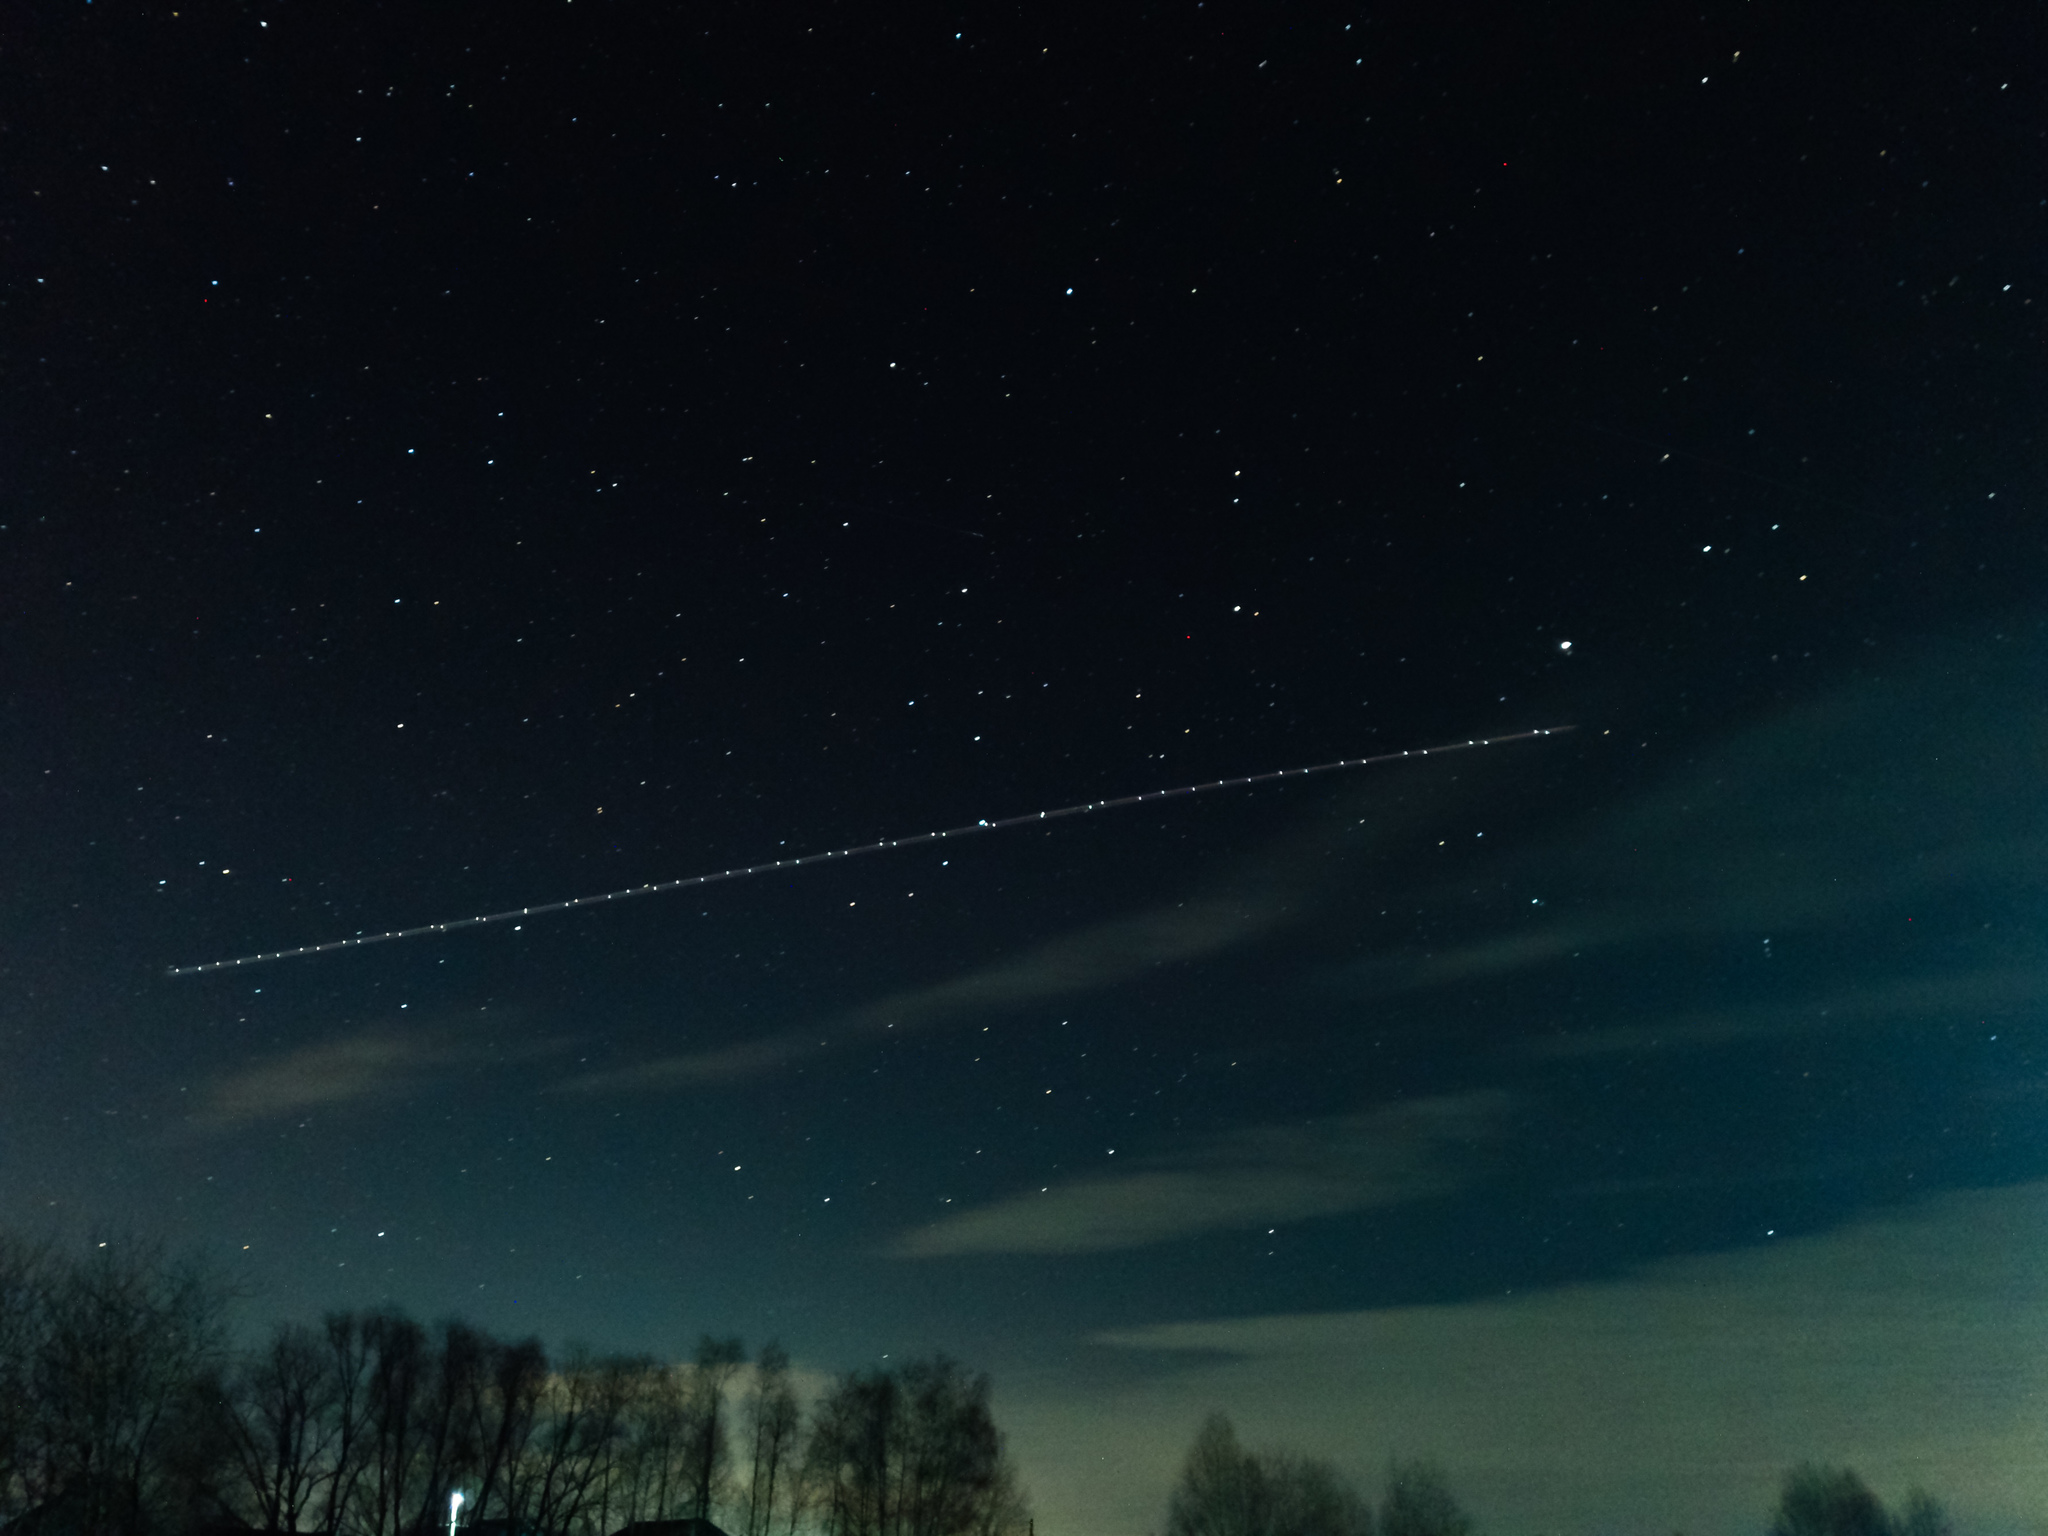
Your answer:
1164;1415;1462;1536
1163;1416;1955;1536
0;1235;1028;1536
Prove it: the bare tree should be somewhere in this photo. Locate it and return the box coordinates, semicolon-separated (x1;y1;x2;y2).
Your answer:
1267;1456;1370;1536
355;1311;430;1536
1167;1415;1266;1536
0;1234;55;1525
211;1308;558;1536
1771;1466;1902;1536
782;1420;824;1536
574;1354;645;1536
808;1357;1026;1536
1378;1460;1470;1536
617;1358;691;1523
505;1348;639;1536
0;1224;1042;1536
742;1343;803;1536
808;1369;896;1536
401;1321;493;1536
19;1238;229;1536
219;1320;341;1531
316;1311;376;1536
683;1335;747;1522
466;1332;549;1524
1896;1489;1951;1536
1165;1415;1371;1536
894;1358;1012;1536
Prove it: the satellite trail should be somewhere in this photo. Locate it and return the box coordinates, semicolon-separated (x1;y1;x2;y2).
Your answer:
167;727;1573;976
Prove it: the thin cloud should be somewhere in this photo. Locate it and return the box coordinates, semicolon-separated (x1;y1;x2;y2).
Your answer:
560;748;1511;1098
1338;645;2048;998
562;893;1286;1094
1032;1181;2048;1536
190;1022;557;1132
561;741;1540;1097
1515;964;2048;1061
1346;918;1640;992
894;1091;1510;1258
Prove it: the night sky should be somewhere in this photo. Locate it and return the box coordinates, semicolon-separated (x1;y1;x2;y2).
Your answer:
6;2;2048;1533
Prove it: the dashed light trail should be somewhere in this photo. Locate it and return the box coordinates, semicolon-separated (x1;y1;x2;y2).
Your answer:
166;727;1572;976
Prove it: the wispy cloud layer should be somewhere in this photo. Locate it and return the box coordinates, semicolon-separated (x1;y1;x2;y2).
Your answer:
1000;1181;2048;1536
1513;964;2048;1061
1339;643;2048;998
562;893;1286;1093
895;1091;1509;1257
191;1022;553;1131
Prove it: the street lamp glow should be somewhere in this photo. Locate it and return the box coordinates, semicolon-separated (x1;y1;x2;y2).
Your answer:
447;1491;464;1536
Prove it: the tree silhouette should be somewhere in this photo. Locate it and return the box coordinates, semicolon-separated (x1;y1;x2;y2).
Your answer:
313;1310;375;1536
1771;1466;1894;1536
466;1331;550;1525
1770;1465;1953;1536
1165;1415;1371;1536
1896;1488;1951;1536
744;1343;804;1536
218;1320;341;1532
17;1238;227;1536
807;1357;1026;1536
1379;1460;1471;1536
685;1335;747;1521
1268;1455;1372;1536
1167;1415;1266;1536
0;1234;55;1526
0;1225;1043;1536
